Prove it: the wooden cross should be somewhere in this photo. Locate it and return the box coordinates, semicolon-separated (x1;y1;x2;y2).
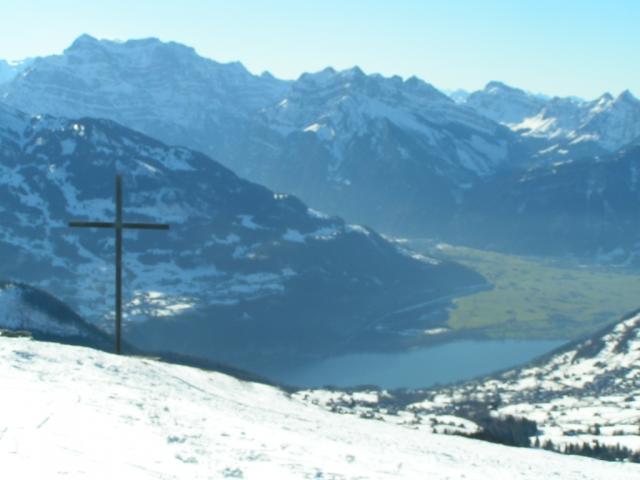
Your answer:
69;174;170;354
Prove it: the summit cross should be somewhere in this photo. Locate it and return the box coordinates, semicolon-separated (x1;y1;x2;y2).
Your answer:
69;174;170;354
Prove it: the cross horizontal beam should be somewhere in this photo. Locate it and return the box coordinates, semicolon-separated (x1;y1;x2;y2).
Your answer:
68;175;170;354
69;221;170;230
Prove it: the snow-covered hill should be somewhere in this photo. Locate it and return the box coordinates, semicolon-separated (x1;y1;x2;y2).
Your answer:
0;104;484;369
1;335;637;479
297;309;640;456
418;309;640;452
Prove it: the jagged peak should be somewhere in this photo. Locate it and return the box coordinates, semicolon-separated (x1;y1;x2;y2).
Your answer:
596;92;614;103
403;76;451;101
66;33;101;51
405;75;426;87
615;89;639;105
404;75;429;88
298;65;366;83
297;66;337;83
293;66;450;105
484;80;526;96
485;80;509;89
56;35;267;80
64;35;199;59
338;65;365;79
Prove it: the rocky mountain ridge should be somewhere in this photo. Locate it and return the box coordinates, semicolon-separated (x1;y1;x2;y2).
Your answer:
0;35;522;236
466;82;640;159
3;35;640;259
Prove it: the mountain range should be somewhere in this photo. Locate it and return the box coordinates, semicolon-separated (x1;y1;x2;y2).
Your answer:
0;35;519;237
3;35;639;260
466;81;640;161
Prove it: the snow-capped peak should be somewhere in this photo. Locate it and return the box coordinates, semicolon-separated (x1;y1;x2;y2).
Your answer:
615;89;639;105
466;82;640;153
466;81;548;125
64;33;102;52
484;80;524;95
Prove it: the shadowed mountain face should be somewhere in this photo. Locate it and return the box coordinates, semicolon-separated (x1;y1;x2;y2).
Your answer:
0;281;113;350
450;147;640;261
0;104;484;368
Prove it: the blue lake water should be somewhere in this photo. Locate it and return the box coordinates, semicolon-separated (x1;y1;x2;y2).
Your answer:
267;339;564;389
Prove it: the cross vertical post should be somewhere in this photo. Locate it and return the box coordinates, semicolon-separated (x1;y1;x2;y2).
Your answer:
115;175;123;354
69;174;170;354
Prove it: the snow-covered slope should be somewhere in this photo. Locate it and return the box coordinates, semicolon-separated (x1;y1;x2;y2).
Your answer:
0;105;484;369
297;309;640;455
1;336;636;479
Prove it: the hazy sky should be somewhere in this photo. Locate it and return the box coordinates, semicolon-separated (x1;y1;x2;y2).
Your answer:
1;0;638;99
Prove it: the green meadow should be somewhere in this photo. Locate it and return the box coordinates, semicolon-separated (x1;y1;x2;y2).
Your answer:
411;242;640;340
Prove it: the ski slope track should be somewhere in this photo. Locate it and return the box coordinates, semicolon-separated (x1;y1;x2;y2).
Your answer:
1;335;637;480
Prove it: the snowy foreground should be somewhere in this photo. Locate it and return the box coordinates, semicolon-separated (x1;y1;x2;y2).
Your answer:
1;337;638;480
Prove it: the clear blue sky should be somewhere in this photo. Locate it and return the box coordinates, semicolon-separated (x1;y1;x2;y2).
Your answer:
1;0;638;99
